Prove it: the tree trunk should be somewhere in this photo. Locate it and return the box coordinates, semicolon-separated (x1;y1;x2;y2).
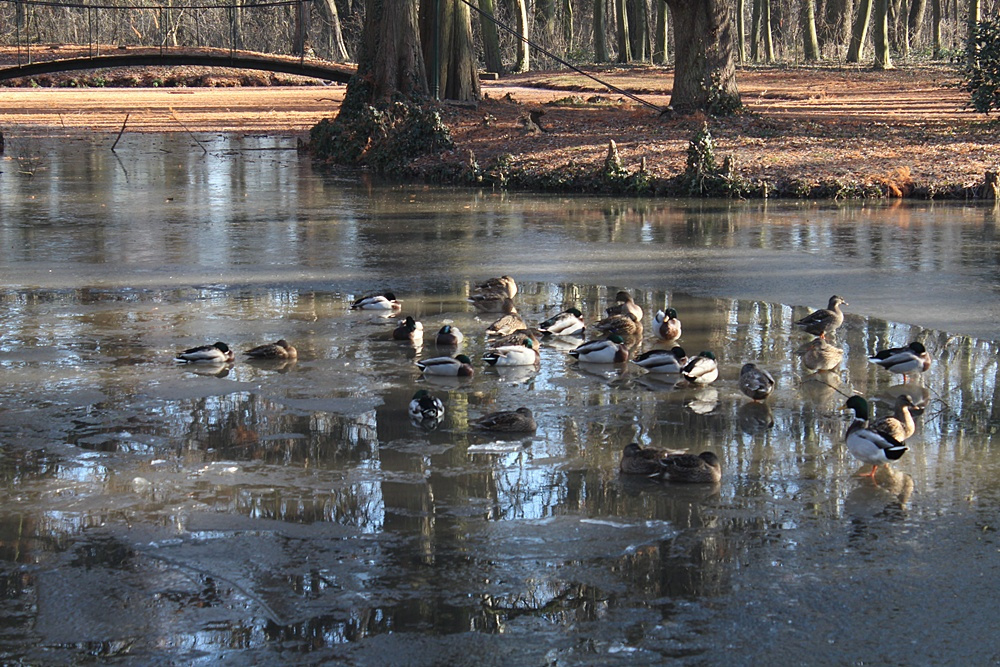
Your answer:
654;0;669;64
537;0;556;39
847;0;873;62
627;0;648;61
664;0;741;113
822;0;853;58
512;0;530;72
595;0;610;61
931;0;942;57
314;0;349;62
356;0;427;104
802;0;820;60
750;0;762;60
907;0;926;51
292;0;309;55
736;0;746;63
563;0;574;48
420;0;481;102
761;0;774;61
873;0;894;68
479;0;504;75
888;0;908;57
616;0;632;62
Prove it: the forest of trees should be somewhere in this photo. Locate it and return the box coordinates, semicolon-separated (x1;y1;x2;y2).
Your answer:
0;0;994;72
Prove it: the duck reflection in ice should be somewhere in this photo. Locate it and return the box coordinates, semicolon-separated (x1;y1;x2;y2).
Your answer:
737;401;775;434
487;363;539;385
799;369;843;407
684;386;719;415
796;336;844;372
845;465;914;532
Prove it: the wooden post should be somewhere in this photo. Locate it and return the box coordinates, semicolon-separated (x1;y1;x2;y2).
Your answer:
293;0;309;56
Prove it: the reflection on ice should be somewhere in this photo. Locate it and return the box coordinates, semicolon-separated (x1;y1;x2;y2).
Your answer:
0;145;998;662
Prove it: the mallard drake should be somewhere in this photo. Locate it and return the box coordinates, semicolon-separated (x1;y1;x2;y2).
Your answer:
568;334;630;363
593;312;643;338
392;316;423;342
245;339;298;360
350;292;402;310
409;389;445;422
605;290;643;322
795;337;844;372
738;363;775;401
681;351;719;384
794;295;847;338
844;395;908;478
619;442;688;475
416;354;475;377
175;341;235;363
472;407;537;432
472;275;517;299
872;394;917;443
489;328;540;349
657;452;722;484
486;304;527;337
435;325;464;346
483;339;540;367
538;308;585;337
653;308;682;341
469;293;515;314
868;341;932;381
631;346;687;374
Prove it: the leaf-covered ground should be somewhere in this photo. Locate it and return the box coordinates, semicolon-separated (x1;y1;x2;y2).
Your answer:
0;48;995;198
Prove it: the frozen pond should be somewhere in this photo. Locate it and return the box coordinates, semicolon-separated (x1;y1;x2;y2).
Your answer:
0;135;998;665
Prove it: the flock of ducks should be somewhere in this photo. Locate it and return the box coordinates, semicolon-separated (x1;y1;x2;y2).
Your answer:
175;280;934;485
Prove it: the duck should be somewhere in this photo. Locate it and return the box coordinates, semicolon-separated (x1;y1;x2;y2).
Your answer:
392;316;423;342
631;346;687;374
657;452;722;484
843;395;908;478
681;351;719;384
653;308;682;341
435;325;464;346
483;339;540;367
795;337;844;372
175;341;235;363
472;275;517;299
568;334;630;363
409;389;445;422
416;354;475;377
244;339;297;360
472;407;537;432
486;301;527;337
872;394;917;443
538;307;585;337
605;290;643;322
868;341;932;381
794;295;847;338
488;328;540;349
619;442;688;475
350;292;402;310
593;312;643;338
738;363;775;401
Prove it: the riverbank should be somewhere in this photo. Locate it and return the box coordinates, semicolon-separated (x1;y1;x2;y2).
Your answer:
1;60;995;198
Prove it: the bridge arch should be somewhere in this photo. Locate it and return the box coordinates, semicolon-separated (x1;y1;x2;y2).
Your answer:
0;51;354;82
